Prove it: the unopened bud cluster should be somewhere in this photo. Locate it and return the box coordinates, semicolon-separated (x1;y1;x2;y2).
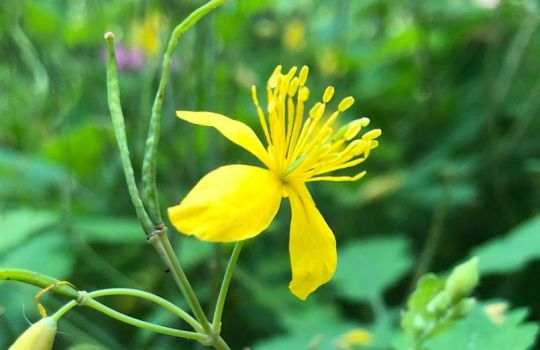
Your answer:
411;257;479;342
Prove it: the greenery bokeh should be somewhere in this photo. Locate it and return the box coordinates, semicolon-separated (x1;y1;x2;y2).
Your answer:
1;0;539;349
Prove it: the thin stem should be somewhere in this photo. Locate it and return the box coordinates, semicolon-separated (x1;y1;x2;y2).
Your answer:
0;268;78;299
84;298;206;341
104;32;153;234
52;300;77;320
149;230;212;334
212;242;243;333
90;288;202;332
411;178;450;285
214;336;232;350
51;288;201;332
141;0;229;223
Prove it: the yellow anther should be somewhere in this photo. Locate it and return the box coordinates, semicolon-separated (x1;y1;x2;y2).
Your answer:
268;65;282;88
344;119;365;141
309;102;325;119
299;86;310;101
288;77;299;96
322;86;335;103
338;96;355;111
353;140;369;155
358;117;370;127
369;140;379;149
286;66;298;79
298;65;309;86
362;128;382;141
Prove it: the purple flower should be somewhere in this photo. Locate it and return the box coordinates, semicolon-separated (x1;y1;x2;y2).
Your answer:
102;45;145;71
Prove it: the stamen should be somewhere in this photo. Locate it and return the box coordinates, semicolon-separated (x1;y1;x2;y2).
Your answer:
268;65;282;88
362;128;382;141
309;102;325;120
307;171;367;182
338;96;355;111
299;86;310;101
251;85;272;146
323;86;335;103
298;65;309;86
344;117;370;141
255;65;379;184
288;77;299;96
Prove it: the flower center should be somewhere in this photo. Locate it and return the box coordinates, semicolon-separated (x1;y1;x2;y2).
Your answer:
251;65;381;183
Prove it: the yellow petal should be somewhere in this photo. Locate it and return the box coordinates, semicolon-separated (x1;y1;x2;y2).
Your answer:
287;182;336;300
168;165;282;242
176;111;271;167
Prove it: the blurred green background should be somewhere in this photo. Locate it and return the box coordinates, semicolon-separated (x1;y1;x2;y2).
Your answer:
1;0;539;349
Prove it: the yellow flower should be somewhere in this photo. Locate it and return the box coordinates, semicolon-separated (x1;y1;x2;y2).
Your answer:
130;10;167;58
282;19;306;52
168;65;381;300
9;317;57;350
338;328;372;347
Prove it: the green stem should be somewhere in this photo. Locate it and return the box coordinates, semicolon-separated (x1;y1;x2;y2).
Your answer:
104;32;153;235
94;288;202;332
212;242;243;333
149;230;212;334
141;0;229;223
50;288;200;332
0;268;78;299
214;336;232;350
84;298;206;341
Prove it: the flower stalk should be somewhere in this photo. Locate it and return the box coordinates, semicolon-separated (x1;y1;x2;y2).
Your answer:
212;241;244;333
141;0;230;224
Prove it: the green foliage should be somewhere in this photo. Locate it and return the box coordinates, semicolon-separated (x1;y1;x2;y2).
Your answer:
333;236;412;302
401;258;481;349
401;275;446;340
0;208;59;254
473;215;540;274
73;216;143;244
1;0;540;348
255;305;358;350
425;303;539;350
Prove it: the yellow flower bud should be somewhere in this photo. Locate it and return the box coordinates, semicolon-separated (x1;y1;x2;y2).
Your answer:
9;317;57;350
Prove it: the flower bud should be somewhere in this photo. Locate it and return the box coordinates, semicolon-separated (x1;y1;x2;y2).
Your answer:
9;317;57;350
451;297;476;318
445;257;479;303
426;291;450;315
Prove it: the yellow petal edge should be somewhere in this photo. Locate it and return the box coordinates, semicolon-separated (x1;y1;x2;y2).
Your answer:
168;165;282;242
176;111;271;167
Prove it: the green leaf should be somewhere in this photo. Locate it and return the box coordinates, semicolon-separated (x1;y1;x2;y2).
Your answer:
73;216;143;244
401;274;446;338
0;150;69;200
0;208;59;255
43;123;108;180
256;304;359;350
473;215;540;274
0;232;75;278
333;236;412;302
426;302;539;350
